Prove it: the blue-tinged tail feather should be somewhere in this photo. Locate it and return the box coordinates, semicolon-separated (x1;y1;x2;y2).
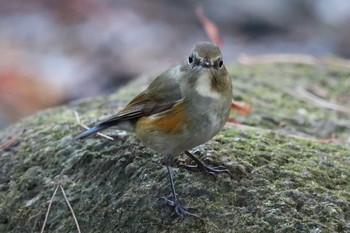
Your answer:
74;124;111;140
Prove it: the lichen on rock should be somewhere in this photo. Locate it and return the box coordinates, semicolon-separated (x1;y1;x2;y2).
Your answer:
0;61;349;233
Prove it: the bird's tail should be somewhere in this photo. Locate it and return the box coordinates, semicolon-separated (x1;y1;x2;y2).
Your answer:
74;123;112;140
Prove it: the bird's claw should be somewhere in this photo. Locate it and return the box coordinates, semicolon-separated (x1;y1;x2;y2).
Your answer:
182;151;233;179
159;197;204;223
181;163;233;179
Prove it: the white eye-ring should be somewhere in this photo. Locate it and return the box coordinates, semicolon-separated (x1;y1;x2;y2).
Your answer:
219;59;223;69
188;56;193;65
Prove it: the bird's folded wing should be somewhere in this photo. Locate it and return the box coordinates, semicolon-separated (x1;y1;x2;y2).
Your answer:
98;68;183;125
98;93;181;125
74;67;183;139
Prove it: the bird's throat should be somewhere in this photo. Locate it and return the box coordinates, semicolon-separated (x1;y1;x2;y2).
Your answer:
194;72;221;99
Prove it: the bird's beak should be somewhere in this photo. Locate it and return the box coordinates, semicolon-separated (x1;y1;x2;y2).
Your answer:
201;61;213;68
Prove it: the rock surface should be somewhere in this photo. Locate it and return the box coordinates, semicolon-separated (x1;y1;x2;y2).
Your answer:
0;61;350;232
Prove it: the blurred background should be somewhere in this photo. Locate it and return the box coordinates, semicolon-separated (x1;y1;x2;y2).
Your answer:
1;0;350;129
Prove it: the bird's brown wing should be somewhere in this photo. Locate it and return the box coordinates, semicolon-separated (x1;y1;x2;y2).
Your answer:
74;67;183;139
99;91;180;124
101;66;183;124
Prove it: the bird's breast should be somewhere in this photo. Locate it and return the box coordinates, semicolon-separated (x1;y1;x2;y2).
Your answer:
135;95;230;154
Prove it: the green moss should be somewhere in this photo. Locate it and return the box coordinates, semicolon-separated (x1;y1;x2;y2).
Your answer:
1;61;350;232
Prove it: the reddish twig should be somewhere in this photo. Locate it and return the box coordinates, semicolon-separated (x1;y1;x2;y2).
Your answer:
196;6;224;48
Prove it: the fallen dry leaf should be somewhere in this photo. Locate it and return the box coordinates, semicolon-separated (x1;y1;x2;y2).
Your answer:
0;68;67;121
227;117;238;123
227;100;253;123
231;100;253;116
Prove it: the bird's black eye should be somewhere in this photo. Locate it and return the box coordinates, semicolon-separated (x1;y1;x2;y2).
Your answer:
219;60;223;69
188;56;193;64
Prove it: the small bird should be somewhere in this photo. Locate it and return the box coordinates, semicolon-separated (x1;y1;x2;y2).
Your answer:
75;42;233;221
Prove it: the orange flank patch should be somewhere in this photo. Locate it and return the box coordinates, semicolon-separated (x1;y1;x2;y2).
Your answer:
137;101;190;133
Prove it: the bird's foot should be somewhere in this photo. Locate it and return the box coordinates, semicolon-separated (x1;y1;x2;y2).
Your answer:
159;197;203;223
182;151;233;179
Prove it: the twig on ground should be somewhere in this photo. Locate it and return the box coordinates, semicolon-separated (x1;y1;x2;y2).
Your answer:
287;86;350;114
224;122;347;145
0;129;26;152
74;111;114;141
60;185;81;233
40;185;81;233
40;186;59;233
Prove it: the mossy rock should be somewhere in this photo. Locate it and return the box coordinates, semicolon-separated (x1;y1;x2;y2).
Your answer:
0;60;349;232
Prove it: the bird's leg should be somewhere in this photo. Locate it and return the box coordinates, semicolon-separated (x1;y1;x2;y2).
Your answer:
182;151;233;179
159;154;203;223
